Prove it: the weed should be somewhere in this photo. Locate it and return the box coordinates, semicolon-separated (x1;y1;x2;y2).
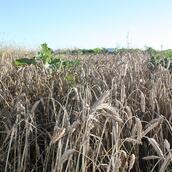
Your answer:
14;43;80;70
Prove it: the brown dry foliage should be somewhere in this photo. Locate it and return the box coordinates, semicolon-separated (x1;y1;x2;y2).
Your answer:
0;49;172;172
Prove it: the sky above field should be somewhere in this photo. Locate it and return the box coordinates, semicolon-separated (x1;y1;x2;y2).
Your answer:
0;0;172;50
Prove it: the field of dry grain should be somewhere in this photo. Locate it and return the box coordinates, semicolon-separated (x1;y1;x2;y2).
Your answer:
0;49;172;172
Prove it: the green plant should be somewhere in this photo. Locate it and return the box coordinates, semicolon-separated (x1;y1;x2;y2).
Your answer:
64;73;76;86
14;43;80;70
93;48;101;54
14;58;37;66
36;43;54;64
147;47;172;71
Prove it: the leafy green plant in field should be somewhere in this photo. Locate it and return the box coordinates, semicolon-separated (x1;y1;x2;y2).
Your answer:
93;48;101;54
146;47;172;71
64;73;76;86
92;48;108;54
14;43;80;70
36;43;54;64
14;58;37;66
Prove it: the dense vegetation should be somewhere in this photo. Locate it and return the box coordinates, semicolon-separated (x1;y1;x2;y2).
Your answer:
0;45;172;172
14;43;80;70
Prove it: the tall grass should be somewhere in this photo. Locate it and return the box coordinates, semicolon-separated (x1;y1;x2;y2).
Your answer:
0;49;172;172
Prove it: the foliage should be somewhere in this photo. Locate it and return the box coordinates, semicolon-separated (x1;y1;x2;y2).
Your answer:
14;43;80;70
54;48;111;55
93;48;102;54
14;58;36;66
36;43;54;64
64;73;76;86
146;47;172;71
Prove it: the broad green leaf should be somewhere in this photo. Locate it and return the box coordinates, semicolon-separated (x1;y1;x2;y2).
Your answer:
14;58;36;66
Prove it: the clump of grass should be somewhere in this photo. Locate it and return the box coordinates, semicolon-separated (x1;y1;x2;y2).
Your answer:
0;47;172;172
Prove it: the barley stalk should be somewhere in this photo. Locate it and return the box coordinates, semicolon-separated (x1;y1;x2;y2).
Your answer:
140;91;145;113
147;137;164;158
128;154;136;172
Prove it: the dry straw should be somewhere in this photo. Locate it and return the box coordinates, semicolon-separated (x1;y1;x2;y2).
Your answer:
140;91;146;113
147;137;164;158
128;154;136;172
1;48;172;171
125;106;133;128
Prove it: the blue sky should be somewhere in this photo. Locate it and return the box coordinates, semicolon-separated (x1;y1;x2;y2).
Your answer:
0;0;172;50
